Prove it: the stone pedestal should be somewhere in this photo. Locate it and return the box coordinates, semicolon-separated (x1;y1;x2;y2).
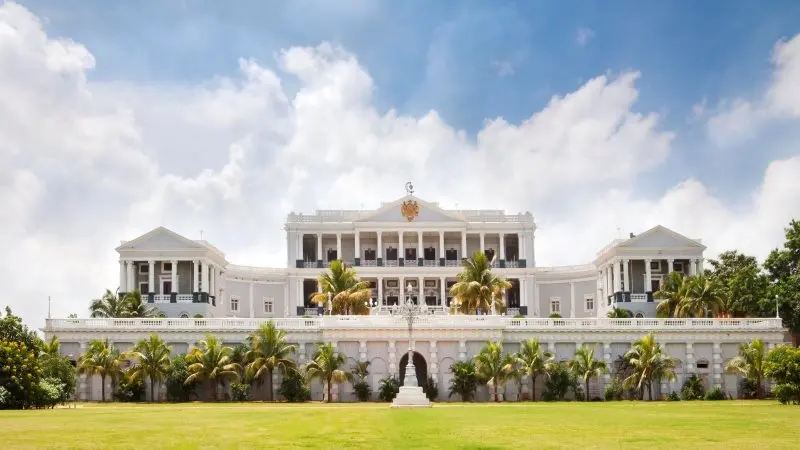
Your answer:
391;386;432;408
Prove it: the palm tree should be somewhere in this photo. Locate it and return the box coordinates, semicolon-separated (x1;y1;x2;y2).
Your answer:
676;275;723;318
122;289;161;318
304;343;352;402
89;289;128;318
473;341;516;402
309;260;371;315
126;334;172;402
514;338;553;401
655;272;689;317
449;252;512;314
185;335;241;401
41;335;61;357
725;339;767;398
352;360;370;382
569;345;608;402
77;339;124;401
448;360;478;401
623;333;676;400
607;308;633;318
245;322;297;401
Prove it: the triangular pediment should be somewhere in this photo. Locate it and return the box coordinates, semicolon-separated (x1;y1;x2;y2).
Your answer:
619;226;705;250
116;227;205;251
356;196;465;223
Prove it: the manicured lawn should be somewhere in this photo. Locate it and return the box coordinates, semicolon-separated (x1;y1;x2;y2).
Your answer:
0;401;797;449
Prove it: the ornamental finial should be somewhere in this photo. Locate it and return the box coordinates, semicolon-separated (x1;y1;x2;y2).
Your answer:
405;181;414;195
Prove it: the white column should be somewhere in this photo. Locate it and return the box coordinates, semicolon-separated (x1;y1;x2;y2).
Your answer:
418;276;424;303
439;231;445;261
458;340;467;361
119;261;126;293
698;257;705;275
249;281;254;318
377;276;384;306
622;259;630;292
689;258;697;276
398;232;404;260
569;281;575;318
377;231;383;259
612;260;621;293
645;259;652;293
499;233;505;260
399;277;405;301
461;231;467;258
355;231;361;261
209;265;215;296
667;258;674;273
534;282;540;317
417;231;423;265
440;276;446;306
192;260;199;292
712;342;723;389
520;233;526;260
602;343;612;382
317;233;323;262
126;261;135;292
479;232;485;254
171;260;178;293
147;260;155;294
605;265;611;297
520;279;526;307
336;233;342;261
201;262;209;293
296;233;302;261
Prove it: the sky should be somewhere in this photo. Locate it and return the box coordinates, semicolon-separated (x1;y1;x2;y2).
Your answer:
2;0;800;325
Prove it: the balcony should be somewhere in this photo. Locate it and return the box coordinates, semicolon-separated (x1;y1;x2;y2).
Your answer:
422;260;438;267
151;294;194;304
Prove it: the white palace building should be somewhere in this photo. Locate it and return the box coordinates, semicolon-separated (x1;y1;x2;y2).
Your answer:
45;188;787;401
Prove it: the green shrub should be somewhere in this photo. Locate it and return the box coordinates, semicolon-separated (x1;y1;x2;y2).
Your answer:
422;375;438;401
33;377;63;409
278;370;309;403
772;383;800;405
667;391;681;401
40;354;76;404
166;355;195;402
513;314;524;319
447;361;477;401
543;363;579;401
113;373;144;402
193;314;204;318
230;382;250;401
681;374;705;400
378;376;400;402
353;381;371;402
604;376;624;401
705;387;725;400
549;313;562;319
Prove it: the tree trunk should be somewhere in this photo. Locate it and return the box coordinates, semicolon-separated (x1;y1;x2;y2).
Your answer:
647;383;653;401
531;375;537;402
494;384;499;402
586;380;590;402
151;378;156;403
756;377;762;399
327;378;332;403
267;368;273;402
101;375;106;402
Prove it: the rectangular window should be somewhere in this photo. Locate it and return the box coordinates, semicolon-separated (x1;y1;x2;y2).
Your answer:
162;281;172;294
139;264;149;274
327;249;338;262
424;247;436;260
649;260;661;271
386;247;398;260
585;295;594;311
550;297;561;314
445;249;458;260
163;262;173;272
263;298;274;314
230;297;239;312
674;261;684;272
405;248;417;261
139;282;149;294
364;249;376;261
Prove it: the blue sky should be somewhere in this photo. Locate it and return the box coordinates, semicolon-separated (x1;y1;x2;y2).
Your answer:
20;0;800;198
3;1;800;322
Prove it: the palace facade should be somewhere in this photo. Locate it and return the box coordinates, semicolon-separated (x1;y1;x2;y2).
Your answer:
45;191;787;402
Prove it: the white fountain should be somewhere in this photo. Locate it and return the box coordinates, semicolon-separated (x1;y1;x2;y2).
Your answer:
391;283;432;408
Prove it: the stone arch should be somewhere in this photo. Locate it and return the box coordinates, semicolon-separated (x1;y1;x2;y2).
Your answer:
439;357;456;374
398;351;427;386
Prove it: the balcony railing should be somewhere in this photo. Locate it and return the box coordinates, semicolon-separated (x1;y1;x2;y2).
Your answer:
361;260;377;267
423;260;438;267
445;260;460;267
46;317;783;332
149;294;201;304
385;259;399;267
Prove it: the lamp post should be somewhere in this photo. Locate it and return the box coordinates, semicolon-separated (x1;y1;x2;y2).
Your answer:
776;294;780;319
397;282;428;387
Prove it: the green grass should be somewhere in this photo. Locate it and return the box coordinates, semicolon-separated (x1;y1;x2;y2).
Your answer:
1;401;798;449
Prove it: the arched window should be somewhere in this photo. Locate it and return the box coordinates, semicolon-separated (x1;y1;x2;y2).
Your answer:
635;312;644;318
180;313;189;318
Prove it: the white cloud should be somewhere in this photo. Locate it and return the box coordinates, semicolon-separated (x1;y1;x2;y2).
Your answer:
706;33;800;145
576;28;595;46
0;3;799;325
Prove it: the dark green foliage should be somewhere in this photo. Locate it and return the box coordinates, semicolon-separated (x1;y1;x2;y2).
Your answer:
230;382;250;401
705;387;726;400
31;377;64;409
765;344;800;405
0;308;43;409
40;354;76;403
739;378;758;399
378;376;400;402
667;391;681;401
681;374;705;400
707;251;771;317
113;373;144;402
353;381;371;401
549;313;562;319
764;220;800;332
542;362;579;401
422;375;438;401
166;355;195;402
278;370;309;403
604;376;624;401
448;361;477;401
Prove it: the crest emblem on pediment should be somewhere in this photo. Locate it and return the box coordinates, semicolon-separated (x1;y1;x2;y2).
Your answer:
400;181;420;222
